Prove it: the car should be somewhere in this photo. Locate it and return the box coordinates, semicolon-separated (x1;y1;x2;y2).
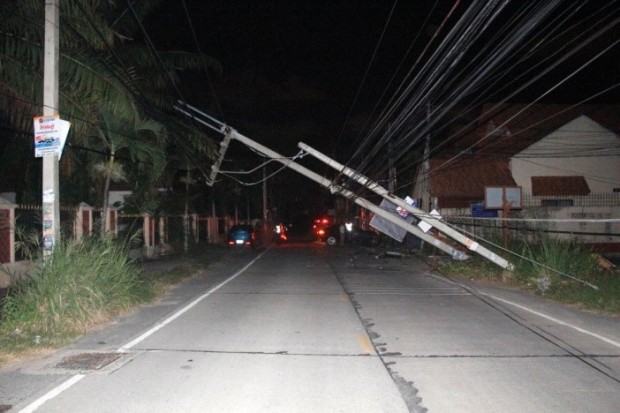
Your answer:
227;224;256;247
312;216;334;241
320;223;380;247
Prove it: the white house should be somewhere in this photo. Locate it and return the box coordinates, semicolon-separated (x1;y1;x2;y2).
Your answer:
511;114;620;195
411;103;620;251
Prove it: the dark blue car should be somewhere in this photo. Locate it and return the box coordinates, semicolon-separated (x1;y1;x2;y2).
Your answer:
227;225;256;247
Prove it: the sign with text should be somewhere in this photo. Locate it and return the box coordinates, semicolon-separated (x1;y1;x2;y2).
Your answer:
33;115;70;158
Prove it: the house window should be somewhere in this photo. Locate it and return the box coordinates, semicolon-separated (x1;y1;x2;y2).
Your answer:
613;188;620;193
541;199;574;207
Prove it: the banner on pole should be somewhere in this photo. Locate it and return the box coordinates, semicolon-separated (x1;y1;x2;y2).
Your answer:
33;115;70;158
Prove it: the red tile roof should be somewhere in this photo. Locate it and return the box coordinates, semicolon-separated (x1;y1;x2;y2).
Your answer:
426;103;618;207
442;103;620;158
531;176;590;196
430;157;516;198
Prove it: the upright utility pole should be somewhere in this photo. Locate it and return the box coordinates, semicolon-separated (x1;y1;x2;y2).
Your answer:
262;166;268;222
42;0;60;255
388;142;396;194
421;102;431;211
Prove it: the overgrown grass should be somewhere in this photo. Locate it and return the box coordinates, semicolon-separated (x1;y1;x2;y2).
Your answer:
0;239;227;365
436;236;620;315
515;236;599;284
0;237;153;352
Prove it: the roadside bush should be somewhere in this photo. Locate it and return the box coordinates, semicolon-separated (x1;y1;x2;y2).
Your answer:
0;237;152;348
515;235;599;292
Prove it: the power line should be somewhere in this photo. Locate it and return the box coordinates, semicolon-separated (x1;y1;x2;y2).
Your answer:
355;2;620;194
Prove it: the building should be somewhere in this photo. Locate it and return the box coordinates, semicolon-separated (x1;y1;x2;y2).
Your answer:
412;103;620;250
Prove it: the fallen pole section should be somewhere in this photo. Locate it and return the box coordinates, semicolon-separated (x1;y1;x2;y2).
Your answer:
298;142;513;270
172;103;469;261
225;129;469;259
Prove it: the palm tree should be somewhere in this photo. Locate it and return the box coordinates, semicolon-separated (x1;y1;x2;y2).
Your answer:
89;103;167;237
0;0;220;229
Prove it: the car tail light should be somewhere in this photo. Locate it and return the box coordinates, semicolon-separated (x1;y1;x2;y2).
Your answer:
228;241;234;246
317;229;325;235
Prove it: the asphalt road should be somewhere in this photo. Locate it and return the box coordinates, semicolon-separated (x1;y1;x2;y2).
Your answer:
2;242;620;412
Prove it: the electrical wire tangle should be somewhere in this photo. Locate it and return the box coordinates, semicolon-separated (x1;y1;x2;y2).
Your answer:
219;150;308;187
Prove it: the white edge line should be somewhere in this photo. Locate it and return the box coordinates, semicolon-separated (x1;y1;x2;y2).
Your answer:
429;273;620;350
118;247;270;352
479;292;620;349
18;374;85;413
19;248;270;413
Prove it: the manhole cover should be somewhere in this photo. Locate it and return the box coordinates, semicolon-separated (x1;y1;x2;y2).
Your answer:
56;353;121;370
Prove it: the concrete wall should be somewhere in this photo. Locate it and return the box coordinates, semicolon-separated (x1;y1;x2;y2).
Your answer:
442;204;619;250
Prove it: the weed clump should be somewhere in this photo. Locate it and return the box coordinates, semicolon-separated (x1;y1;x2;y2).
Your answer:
0;237;152;350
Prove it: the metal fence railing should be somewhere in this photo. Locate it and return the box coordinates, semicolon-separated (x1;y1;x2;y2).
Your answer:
522;193;620;207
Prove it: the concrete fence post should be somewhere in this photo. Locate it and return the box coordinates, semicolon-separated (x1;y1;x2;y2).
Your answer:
0;197;16;264
75;202;93;239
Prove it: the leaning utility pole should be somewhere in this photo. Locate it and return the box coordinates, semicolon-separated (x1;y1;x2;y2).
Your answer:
298;142;513;270
174;102;520;268
42;0;61;255
226;130;467;259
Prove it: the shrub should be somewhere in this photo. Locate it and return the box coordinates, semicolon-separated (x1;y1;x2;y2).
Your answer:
0;237;152;347
515;235;599;291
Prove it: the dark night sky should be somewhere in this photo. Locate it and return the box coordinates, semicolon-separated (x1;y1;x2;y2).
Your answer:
144;1;619;221
146;1;458;153
145;1;462;219
146;1;619;154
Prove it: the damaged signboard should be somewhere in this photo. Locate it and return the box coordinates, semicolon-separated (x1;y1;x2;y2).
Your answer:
370;198;416;242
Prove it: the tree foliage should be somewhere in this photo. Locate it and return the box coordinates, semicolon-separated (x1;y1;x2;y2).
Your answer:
0;0;219;215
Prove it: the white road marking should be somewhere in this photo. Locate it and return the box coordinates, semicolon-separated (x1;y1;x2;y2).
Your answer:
19;374;85;413
434;273;620;350
118;248;270;352
479;292;620;349
19;248;269;413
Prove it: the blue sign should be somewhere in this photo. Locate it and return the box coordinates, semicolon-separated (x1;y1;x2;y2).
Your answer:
471;202;498;218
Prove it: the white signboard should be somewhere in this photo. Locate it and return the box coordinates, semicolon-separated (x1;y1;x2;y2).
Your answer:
33;115;70;158
485;186;522;209
417;209;442;233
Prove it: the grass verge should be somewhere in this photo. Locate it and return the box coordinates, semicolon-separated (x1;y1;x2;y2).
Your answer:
435;237;620;316
0;239;223;366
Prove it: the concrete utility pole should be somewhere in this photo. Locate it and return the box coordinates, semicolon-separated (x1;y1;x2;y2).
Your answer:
388;142;396;193
298;142;513;270
263;166;268;222
225;130;466;259
42;0;61;255
173;102;516;267
421;102;431;211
